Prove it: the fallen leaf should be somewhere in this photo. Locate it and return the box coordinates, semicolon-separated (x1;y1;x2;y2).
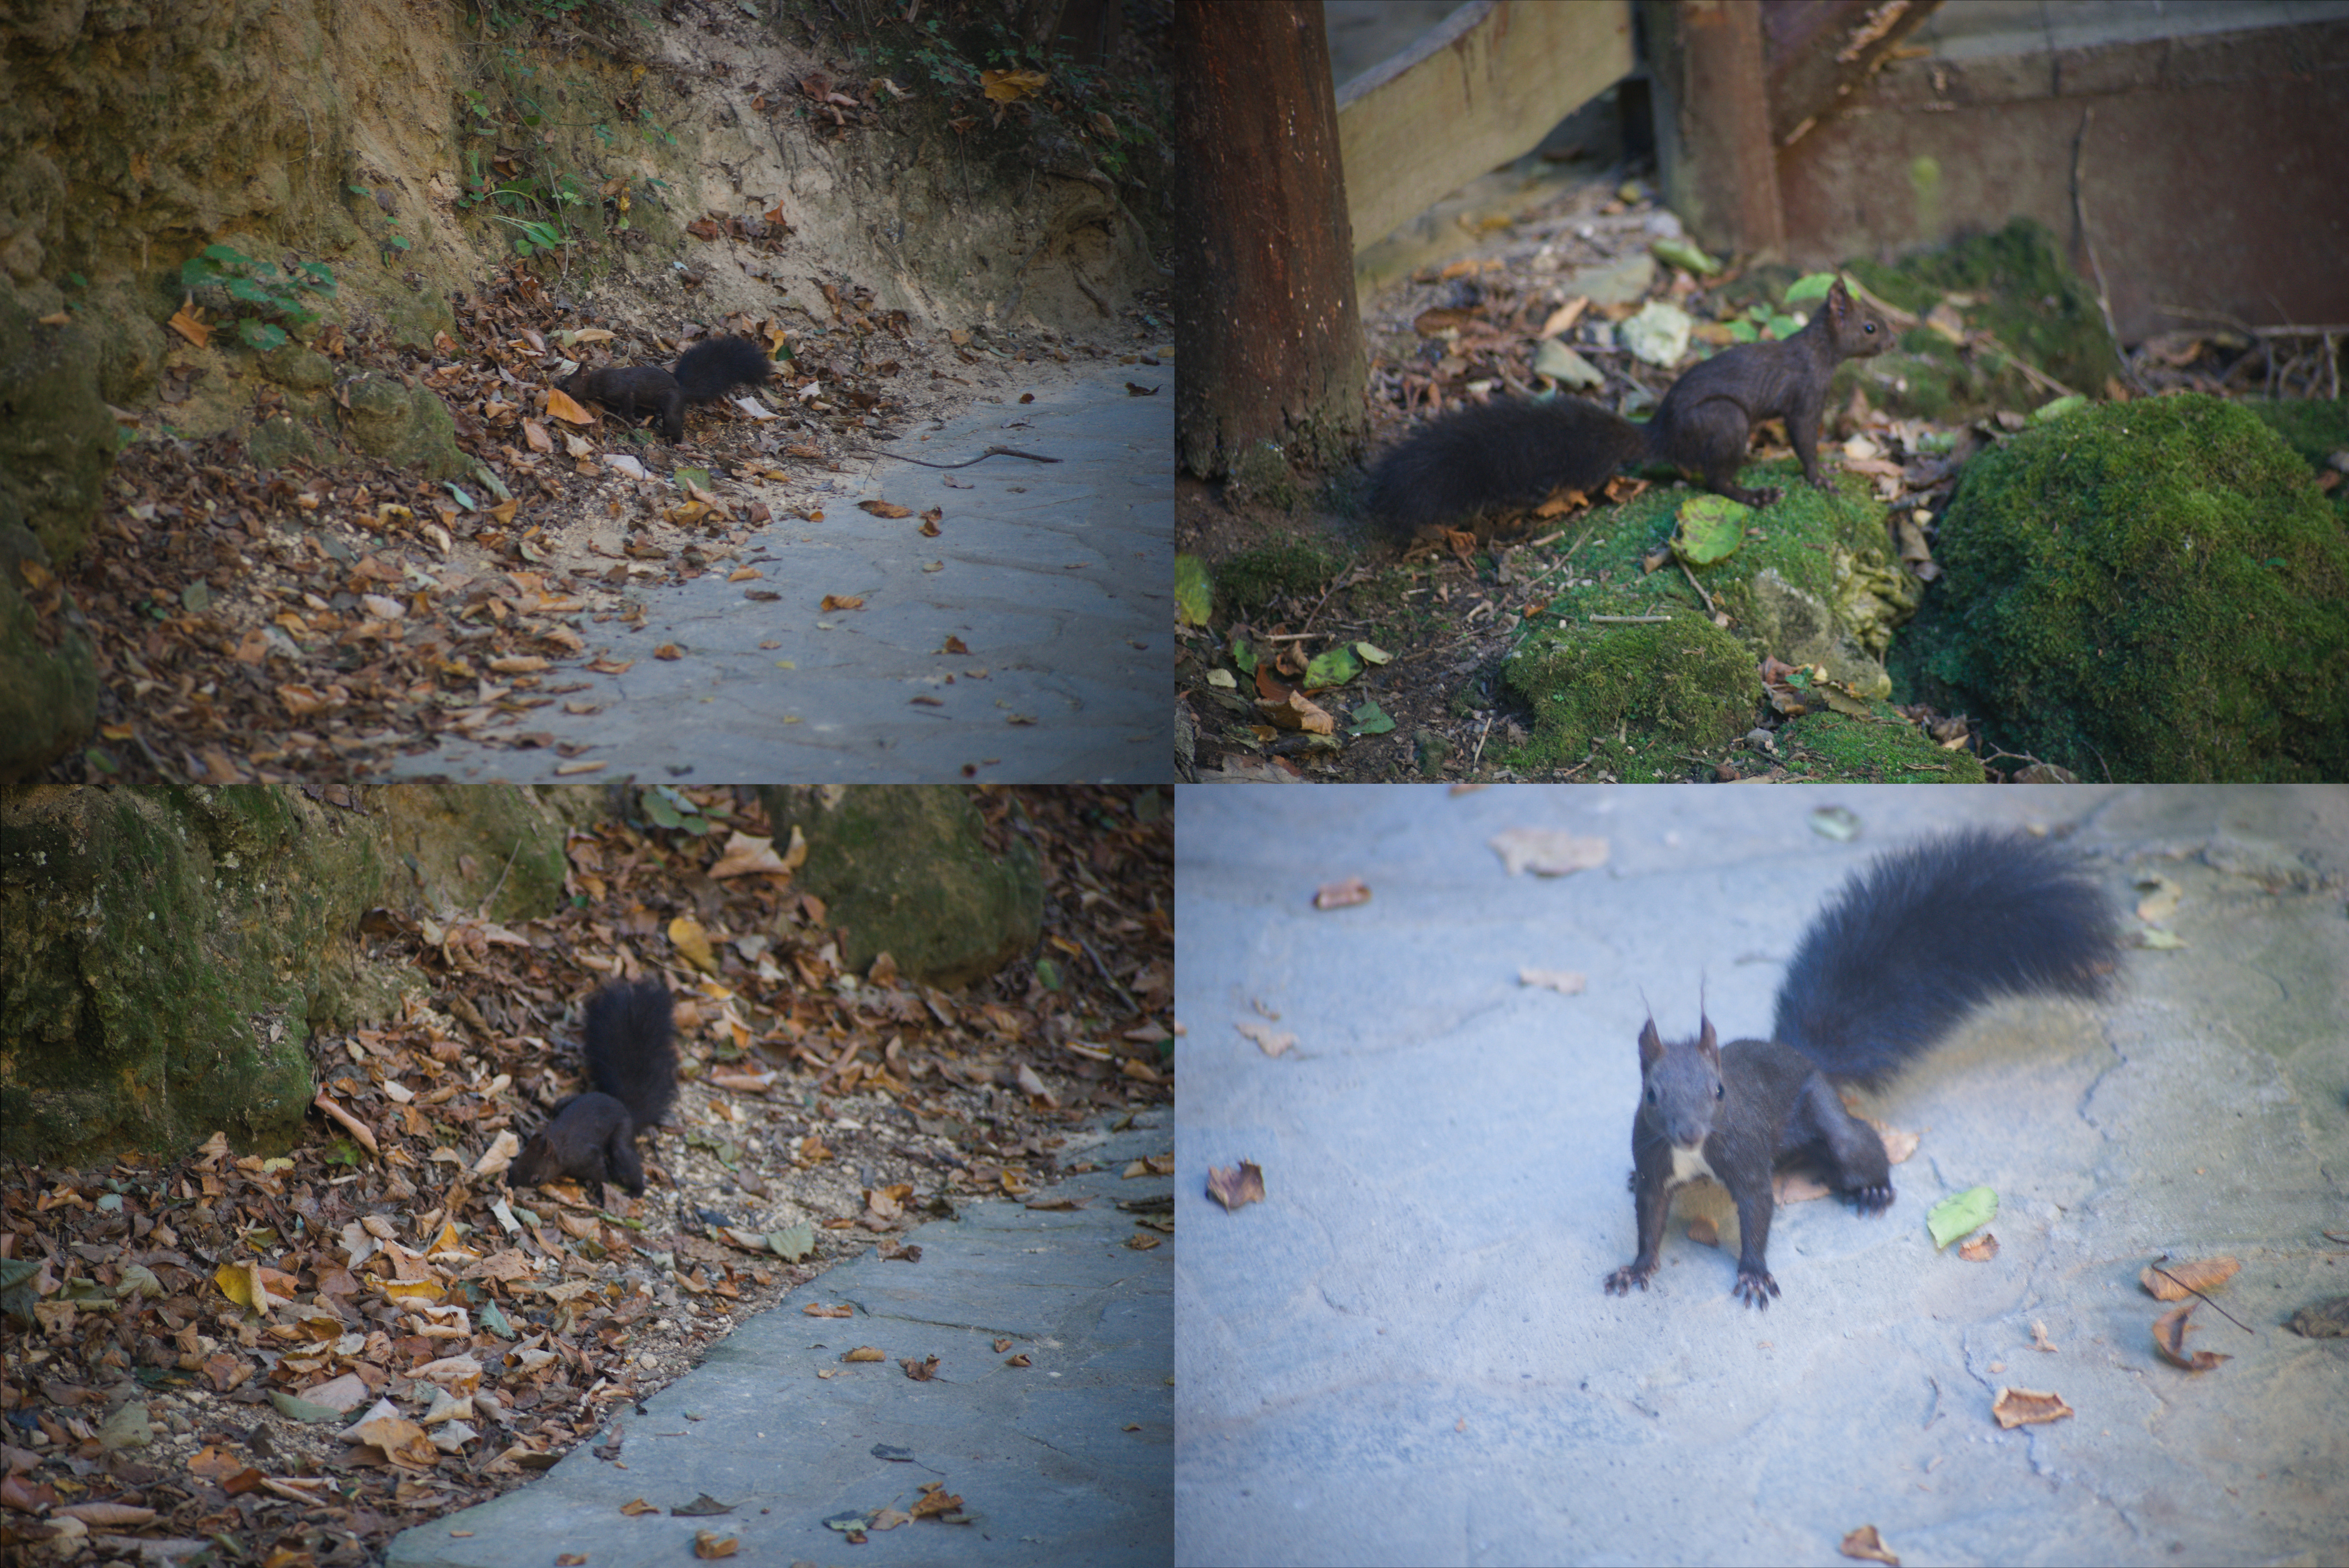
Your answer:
1958;1233;1999;1262
820;594;865;611
1839;1524;1899;1565
1313;877;1371;910
1488;829;1609;877
1206;1162;1265;1212
2140;1256;2240;1301
858;500;911;518
1518;967;1586;995
843;1346;885;1362
1990;1387;2074;1428
1233;1019;1295;1057
2152;1303;2232;1372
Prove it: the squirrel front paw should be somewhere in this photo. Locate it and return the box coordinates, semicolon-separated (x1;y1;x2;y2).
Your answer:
1603;1261;1656;1296
1732;1265;1780;1309
1847;1181;1895;1214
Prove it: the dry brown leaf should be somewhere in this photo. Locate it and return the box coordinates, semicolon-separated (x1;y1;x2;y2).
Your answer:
1257;690;1333;734
2140;1256;2240;1301
802;1302;852;1318
1990;1387;2074;1429
1839;1524;1899;1565
858;500;912;518
2152;1303;2232;1372
842;1346;885;1362
1958;1233;1999;1262
1488;828;1609;877
900;1354;940;1380
1206;1161;1265;1212
1233;1019;1295;1057
820;594;865;611
1313;877;1371;910
2030;1321;2058;1353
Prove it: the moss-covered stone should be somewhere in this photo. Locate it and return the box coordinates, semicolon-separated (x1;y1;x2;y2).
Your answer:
1500;607;1753;779
336;370;472;480
1216;539;1342;617
755;787;1042;987
1844;219;2122;421
1780;704;1986;782
1890;394;2349;780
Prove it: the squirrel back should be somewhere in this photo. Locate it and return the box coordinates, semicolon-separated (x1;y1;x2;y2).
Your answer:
559;336;770;442
508;978;677;1198
1368;276;1888;534
1604;829;2118;1309
1772;828;2118;1089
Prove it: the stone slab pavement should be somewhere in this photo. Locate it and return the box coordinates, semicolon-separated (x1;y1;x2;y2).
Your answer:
392;358;1171;785
390;1110;1172;1568
1174;783;2349;1568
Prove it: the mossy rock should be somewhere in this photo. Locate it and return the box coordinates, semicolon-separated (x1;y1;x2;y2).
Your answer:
1500;608;1753;779
1845;218;2122;417
1890;393;2349;780
1216;539;1342;617
1780;704;1985;782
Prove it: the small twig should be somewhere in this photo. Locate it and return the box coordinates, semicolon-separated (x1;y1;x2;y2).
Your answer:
477;837;524;920
2147;1257;2256;1335
1470;713;1494;769
1677;560;1718;616
1077;935;1141;1017
837;443;1061;469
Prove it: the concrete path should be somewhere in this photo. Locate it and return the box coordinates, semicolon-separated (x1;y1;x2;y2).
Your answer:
391;1111;1172;1568
392;359;1171;785
1174;784;2349;1568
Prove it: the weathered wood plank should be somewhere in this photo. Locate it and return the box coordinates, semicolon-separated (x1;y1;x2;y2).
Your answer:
1336;0;1635;253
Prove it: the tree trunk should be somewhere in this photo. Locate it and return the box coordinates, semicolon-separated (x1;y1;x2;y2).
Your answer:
1172;0;1367;482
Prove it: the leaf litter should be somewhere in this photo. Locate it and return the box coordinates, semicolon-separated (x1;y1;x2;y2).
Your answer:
0;784;1170;1563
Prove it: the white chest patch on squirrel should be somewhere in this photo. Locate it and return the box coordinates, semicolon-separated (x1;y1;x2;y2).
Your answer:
1668;1143;1717;1186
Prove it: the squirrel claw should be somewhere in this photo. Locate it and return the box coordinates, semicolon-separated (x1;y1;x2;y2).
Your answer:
1850;1182;1896;1214
1732;1268;1780;1308
1603;1264;1655;1296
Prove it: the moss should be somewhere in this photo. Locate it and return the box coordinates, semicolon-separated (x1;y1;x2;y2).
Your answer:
1499;604;1753;779
1844;218;2122;420
1216;539;1342;616
1889;394;2349;780
2244;398;2349;469
1780;705;1986;782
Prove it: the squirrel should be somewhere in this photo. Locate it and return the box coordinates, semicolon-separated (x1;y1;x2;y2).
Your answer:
508;978;679;1200
1369;276;1890;534
1603;828;2119;1310
559;336;772;443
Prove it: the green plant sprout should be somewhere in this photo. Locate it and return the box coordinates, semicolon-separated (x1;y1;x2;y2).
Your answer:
178;245;337;352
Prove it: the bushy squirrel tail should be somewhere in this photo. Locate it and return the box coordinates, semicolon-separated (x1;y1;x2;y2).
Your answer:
583;978;679;1128
671;336;772;403
1365;397;1650;536
1771;829;2120;1090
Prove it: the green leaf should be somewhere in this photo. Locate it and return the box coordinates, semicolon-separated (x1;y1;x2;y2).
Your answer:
181;581;213;613
1229;636;1256;676
1651;237;1720;276
1725;320;1758;344
1926;1185;1998;1249
1354;640;1391;665
1671;493;1749;565
237;320;288;352
1302;644;1363;690
1785;272;1838;304
1035;956;1062;992
267;1391;346;1425
2031;394;2089;423
641;790;684;829
1349;700;1395;735
1174;553;1212;628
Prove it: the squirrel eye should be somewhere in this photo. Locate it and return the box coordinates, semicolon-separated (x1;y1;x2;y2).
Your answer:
1645;1087;1657;1106
1715;1082;1726;1099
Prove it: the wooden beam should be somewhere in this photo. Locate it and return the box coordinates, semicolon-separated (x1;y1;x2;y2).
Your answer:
1335;0;1635;254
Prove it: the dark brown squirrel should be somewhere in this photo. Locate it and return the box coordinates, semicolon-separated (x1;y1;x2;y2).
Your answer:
1369;276;1890;534
1604;829;2119;1310
559;336;772;443
508;978;678;1200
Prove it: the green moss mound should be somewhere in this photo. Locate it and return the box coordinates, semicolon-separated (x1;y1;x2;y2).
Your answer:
1891;394;2349;780
1780;706;1986;782
1500;609;1753;779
